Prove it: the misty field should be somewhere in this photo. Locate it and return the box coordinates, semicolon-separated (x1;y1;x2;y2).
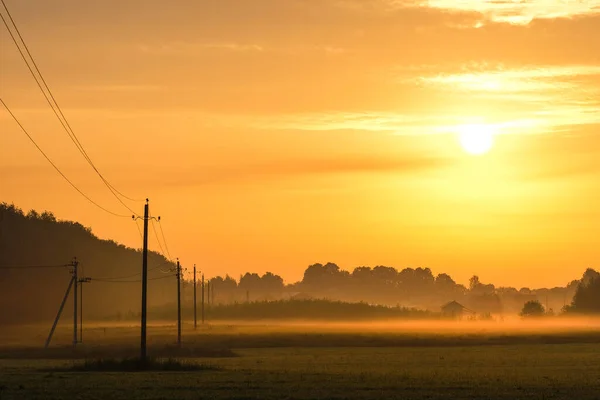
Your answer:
1;322;600;399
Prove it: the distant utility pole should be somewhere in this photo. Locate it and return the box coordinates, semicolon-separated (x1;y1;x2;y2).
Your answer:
177;258;182;347
45;257;78;349
193;264;197;330
207;280;211;307
78;276;91;343
201;273;205;325
72;257;79;347
46;275;74;348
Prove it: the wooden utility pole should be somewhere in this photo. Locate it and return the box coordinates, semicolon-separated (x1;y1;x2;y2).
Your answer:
177;258;182;347
207;281;211;307
79;277;91;343
72;257;78;347
45;260;76;348
140;200;149;363
201;274;205;325
46;277;74;348
193;264;197;330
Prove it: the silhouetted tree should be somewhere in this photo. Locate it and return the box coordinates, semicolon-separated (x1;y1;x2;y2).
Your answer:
262;272;284;292
237;271;284;300
568;274;600;313
469;276;495;296
239;273;262;293
372;266;398;285
520;300;545;317
302;262;348;292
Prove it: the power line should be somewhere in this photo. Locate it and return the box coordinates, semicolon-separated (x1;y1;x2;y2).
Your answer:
135;219;144;240
92;262;173;281
93;274;176;283
150;218;167;258
0;0;143;214
0;97;131;218
0;264;69;270
157;219;172;260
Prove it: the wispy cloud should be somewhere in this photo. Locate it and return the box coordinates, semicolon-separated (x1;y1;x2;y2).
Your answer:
422;0;600;24
416;64;600;133
137;41;350;56
74;85;163;92
138;42;265;55
419;65;600;93
154;154;448;188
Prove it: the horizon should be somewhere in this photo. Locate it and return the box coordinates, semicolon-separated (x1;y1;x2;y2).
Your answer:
3;1;600;289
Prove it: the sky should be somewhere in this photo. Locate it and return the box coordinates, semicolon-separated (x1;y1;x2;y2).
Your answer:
2;0;600;288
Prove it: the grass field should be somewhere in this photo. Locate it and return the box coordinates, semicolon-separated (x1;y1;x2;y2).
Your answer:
1;320;600;399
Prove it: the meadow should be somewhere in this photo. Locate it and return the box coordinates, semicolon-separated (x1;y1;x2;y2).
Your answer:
1;320;600;399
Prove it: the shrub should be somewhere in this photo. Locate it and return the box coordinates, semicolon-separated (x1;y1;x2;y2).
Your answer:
520;300;545;317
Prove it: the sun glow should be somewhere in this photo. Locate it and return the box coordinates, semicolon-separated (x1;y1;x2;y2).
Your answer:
458;124;496;155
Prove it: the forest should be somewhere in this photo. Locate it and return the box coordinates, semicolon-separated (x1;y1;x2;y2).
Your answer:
0;203;176;324
1;203;597;324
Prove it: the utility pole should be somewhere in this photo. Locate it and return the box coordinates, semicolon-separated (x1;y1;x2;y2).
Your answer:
79;277;91;343
138;200;150;363
72;257;78;347
46;265;75;348
133;200;159;363
201;273;205;325
207;280;211;307
193;264;197;330
177;258;182;347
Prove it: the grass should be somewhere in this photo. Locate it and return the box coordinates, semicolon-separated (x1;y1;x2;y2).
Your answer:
47;357;220;372
2;345;600;399
0;344;237;360
2;323;600;399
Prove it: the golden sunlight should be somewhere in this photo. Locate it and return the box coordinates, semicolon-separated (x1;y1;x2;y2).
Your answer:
458;124;496;155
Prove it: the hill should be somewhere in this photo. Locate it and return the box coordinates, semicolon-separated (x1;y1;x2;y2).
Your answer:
0;203;177;325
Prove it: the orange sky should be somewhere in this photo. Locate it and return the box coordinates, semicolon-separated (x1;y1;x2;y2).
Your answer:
2;0;600;288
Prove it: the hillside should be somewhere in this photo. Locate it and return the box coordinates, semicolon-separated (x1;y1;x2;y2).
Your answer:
0;203;177;324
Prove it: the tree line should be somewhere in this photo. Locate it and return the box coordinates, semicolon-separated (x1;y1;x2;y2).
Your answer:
195;262;589;316
1;202;598;325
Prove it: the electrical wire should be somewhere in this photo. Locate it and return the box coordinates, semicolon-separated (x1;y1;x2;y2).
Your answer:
92;274;176;283
135;219;143;240
92;262;173;281
157;219;172;260
150;217;167;258
0;264;69;269
0;0;143;214
0;97;131;218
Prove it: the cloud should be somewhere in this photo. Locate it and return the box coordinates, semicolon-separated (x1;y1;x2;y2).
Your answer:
419;65;600;93
73;85;163;92
422;0;600;24
154;154;449;188
415;64;600;134
138;42;265;55
5;0;600;135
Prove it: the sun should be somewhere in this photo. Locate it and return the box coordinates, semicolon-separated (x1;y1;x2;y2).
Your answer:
458;124;496;155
